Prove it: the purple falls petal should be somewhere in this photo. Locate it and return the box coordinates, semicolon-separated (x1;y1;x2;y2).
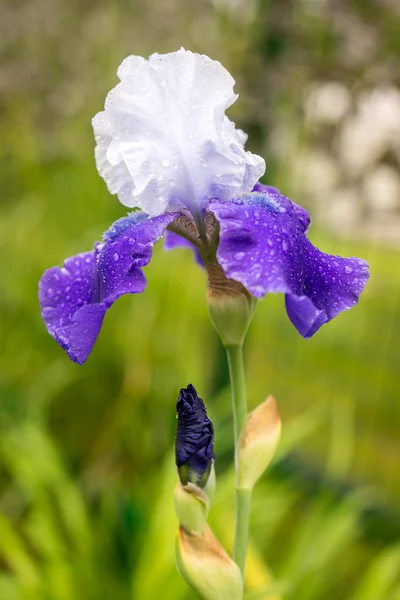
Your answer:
209;191;369;337
164;230;204;267
39;212;177;364
253;183;311;233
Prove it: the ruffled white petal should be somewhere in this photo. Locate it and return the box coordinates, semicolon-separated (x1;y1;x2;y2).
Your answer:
92;48;265;216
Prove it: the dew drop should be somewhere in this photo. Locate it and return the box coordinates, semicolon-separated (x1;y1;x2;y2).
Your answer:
344;265;353;274
282;240;288;252
162;159;170;168
113;253;119;262
128;237;135;245
234;252;245;261
47;288;54;298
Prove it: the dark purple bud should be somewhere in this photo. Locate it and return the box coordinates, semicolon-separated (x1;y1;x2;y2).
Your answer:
176;384;215;488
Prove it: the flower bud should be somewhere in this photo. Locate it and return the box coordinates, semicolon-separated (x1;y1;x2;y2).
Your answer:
237;395;281;490
175;385;215;533
206;261;256;347
176;524;243;600
175;384;214;489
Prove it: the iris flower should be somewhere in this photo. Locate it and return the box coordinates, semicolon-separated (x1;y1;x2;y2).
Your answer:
39;49;369;364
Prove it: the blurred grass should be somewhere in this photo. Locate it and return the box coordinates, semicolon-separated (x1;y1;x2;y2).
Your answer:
1;0;400;598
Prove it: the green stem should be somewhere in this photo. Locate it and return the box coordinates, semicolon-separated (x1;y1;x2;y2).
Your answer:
234;489;252;575
226;344;252;578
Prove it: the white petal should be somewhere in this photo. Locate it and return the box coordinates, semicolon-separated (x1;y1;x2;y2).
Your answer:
92;48;265;216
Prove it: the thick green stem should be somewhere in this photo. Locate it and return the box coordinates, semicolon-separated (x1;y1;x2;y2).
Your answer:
226;345;247;447
234;488;252;576
226;344;252;579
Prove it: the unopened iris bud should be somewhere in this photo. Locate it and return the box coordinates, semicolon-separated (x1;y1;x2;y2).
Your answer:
175;385;215;533
175;384;214;489
237;395;281;490
206;261;256;347
176;524;243;600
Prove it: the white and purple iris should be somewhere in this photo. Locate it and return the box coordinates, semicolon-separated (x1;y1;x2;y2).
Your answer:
39;49;369;365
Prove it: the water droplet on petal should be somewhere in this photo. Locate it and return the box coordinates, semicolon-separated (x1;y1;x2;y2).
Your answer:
344;265;353;274
234;252;245;261
47;288;54;298
162;159;170;168
128;237;135;245
282;240;288;253
113;253;119;262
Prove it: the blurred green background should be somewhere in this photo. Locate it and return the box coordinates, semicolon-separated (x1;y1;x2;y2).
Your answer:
1;0;400;598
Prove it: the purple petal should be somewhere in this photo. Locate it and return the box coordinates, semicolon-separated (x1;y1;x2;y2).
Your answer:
284;295;328;338
209;191;369;338
253;183;311;233
55;304;107;365
39;212;176;364
164;230;204;267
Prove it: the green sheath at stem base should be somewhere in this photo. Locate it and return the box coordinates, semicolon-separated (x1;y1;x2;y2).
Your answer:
226;344;252;579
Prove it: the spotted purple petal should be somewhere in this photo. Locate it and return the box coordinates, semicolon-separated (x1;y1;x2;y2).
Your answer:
209;190;369;338
253;182;311;233
39;212;177;364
